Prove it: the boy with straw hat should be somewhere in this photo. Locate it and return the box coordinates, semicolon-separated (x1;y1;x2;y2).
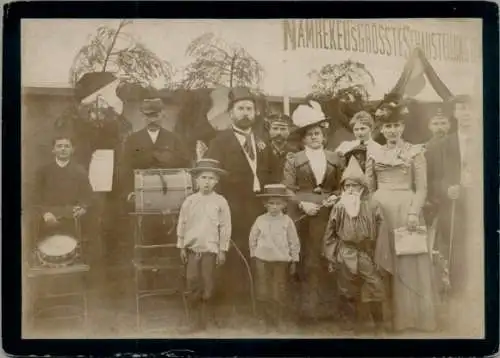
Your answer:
177;158;231;333
249;184;301;332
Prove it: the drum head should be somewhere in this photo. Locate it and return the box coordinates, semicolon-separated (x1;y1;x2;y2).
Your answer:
38;234;78;257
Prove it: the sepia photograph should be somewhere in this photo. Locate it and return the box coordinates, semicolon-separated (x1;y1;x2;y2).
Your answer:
19;17;486;342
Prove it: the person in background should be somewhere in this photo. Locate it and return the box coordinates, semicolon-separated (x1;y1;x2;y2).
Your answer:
426;107;451;148
334;111;382;172
204;87;268;322
249;184;301;332
177;158;231;333
33;135;93;242
323;157;388;335
365;100;437;333
261;113;298;184
425;94;479;299
283;100;343;326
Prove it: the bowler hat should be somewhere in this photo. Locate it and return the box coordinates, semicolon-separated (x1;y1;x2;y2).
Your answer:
190;158;227;176
74;72;118;102
140;98;164;115
257;184;292;198
228;87;256;107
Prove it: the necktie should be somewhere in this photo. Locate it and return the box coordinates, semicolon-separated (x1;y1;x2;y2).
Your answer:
233;128;255;160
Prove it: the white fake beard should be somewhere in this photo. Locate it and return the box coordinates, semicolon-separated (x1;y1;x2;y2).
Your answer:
340;192;362;218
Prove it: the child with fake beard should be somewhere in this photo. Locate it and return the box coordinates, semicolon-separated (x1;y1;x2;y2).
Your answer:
322;156;389;335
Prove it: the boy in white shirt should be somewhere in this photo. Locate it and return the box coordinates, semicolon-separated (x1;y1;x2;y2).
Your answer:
249;184;301;331
177;159;231;332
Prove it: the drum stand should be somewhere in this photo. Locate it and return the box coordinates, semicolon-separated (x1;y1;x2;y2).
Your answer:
130;211;189;333
25;217;90;337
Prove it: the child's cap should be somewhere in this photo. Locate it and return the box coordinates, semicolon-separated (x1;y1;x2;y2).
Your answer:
257;184;292;199
190;158;227;176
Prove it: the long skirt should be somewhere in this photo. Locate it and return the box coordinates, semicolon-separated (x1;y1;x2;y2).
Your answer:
373;189;437;332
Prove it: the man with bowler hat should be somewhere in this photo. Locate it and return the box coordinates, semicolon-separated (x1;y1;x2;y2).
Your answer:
204;87;269;321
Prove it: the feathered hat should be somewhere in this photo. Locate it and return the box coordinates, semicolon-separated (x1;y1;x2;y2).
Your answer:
291;100;329;135
341;156;368;188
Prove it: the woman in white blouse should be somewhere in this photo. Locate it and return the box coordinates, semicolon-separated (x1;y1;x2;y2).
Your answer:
283;101;344;324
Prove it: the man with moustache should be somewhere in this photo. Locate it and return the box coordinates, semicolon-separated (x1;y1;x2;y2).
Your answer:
119;97;190;267
261;113;298;184
426;107;451;148
204;87;268;321
323;156;388;335
425;94;479;298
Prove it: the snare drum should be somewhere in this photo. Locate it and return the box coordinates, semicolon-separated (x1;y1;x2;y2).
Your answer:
36;234;79;267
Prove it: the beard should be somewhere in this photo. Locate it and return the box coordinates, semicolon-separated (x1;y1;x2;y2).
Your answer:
340;191;362;218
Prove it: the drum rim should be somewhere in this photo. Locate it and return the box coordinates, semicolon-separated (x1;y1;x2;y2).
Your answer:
38;234;78;257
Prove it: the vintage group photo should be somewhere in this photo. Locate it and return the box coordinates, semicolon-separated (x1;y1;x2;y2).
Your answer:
21;18;484;339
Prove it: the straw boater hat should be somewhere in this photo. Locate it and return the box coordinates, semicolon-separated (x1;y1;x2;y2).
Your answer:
190;158;227;176
291;100;329;135
257;184;292;198
340;156;368;188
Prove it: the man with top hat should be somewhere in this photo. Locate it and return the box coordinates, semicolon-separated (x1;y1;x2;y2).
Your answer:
425;94;480;299
261;113;299;185
204;87;268;319
334;110;382;172
177;158;231;332
282;100;344;324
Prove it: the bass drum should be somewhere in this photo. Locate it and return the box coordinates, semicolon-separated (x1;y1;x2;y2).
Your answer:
36;234;79;268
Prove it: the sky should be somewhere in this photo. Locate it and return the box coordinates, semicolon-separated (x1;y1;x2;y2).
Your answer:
22;19;482;101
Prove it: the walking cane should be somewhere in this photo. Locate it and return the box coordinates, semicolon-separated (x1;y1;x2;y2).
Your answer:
447;200;457;276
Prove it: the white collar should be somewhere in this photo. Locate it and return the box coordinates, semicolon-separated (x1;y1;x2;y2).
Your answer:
55;158;70;168
232;125;252;135
304;145;325;155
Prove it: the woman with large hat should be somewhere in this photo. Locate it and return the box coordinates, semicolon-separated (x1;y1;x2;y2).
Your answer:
282;100;344;324
366;96;437;332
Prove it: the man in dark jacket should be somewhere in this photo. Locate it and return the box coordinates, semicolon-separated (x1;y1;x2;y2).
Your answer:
425;94;479;298
204;87;268;319
33;135;93;245
261;113;299;185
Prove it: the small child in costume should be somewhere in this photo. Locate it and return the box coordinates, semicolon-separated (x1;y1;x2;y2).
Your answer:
323;157;387;335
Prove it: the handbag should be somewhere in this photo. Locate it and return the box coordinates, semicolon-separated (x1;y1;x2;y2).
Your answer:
394;226;429;256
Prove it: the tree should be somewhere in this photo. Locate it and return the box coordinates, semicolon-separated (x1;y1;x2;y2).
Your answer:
308;60;375;103
180;32;264;90
69;20;173;87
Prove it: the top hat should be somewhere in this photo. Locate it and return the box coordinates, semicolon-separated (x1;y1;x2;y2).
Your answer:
228;87;256;107
74;72;118;102
341;156;368;188
190;158;227;176
140;98;164;115
291;100;329;135
256;184;292;198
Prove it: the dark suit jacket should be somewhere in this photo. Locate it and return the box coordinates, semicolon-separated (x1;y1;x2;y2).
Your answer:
261;141;299;185
120;127;191;196
204;129;268;246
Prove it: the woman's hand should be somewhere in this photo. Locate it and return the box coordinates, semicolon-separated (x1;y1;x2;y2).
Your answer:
407;213;419;231
300;201;320;216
